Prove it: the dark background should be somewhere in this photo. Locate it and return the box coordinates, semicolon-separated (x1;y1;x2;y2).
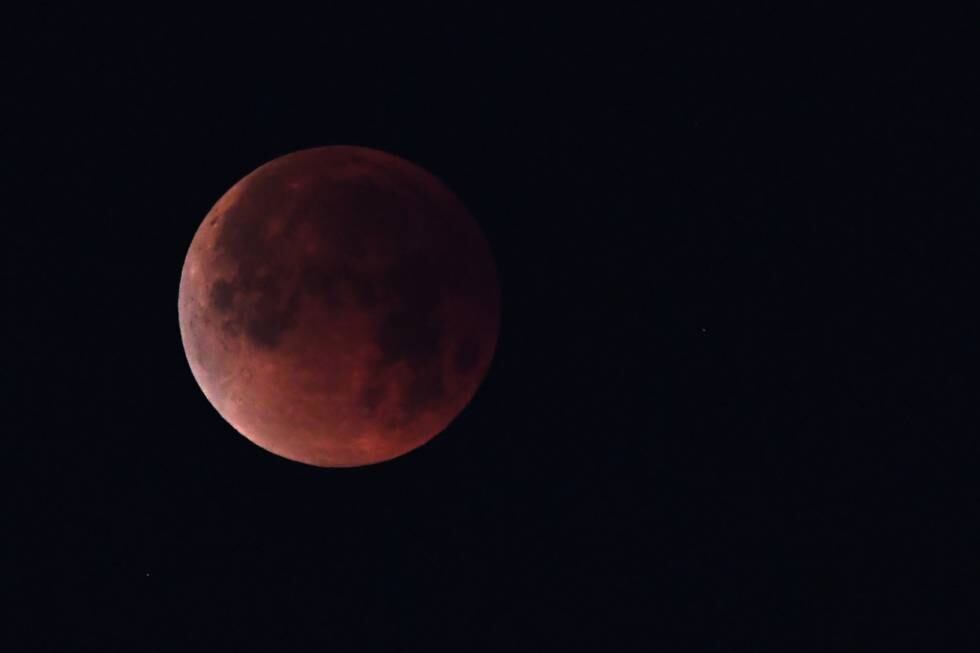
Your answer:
6;6;978;650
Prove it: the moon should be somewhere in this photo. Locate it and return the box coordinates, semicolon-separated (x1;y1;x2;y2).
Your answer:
177;146;500;467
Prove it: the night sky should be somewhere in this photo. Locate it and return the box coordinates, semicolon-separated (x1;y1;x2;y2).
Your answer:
7;6;978;650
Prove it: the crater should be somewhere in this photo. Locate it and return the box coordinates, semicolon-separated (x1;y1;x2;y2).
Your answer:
360;382;387;416
209;279;236;312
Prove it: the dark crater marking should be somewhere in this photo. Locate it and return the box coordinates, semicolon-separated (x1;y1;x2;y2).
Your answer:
210;172;306;350
209;279;235;312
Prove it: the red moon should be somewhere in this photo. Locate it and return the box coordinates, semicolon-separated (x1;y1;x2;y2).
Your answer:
177;146;500;467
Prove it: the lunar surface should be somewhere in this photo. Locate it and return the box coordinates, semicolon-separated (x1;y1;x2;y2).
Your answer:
178;146;500;467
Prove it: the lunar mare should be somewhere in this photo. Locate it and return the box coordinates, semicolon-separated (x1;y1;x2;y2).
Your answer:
178;146;500;467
